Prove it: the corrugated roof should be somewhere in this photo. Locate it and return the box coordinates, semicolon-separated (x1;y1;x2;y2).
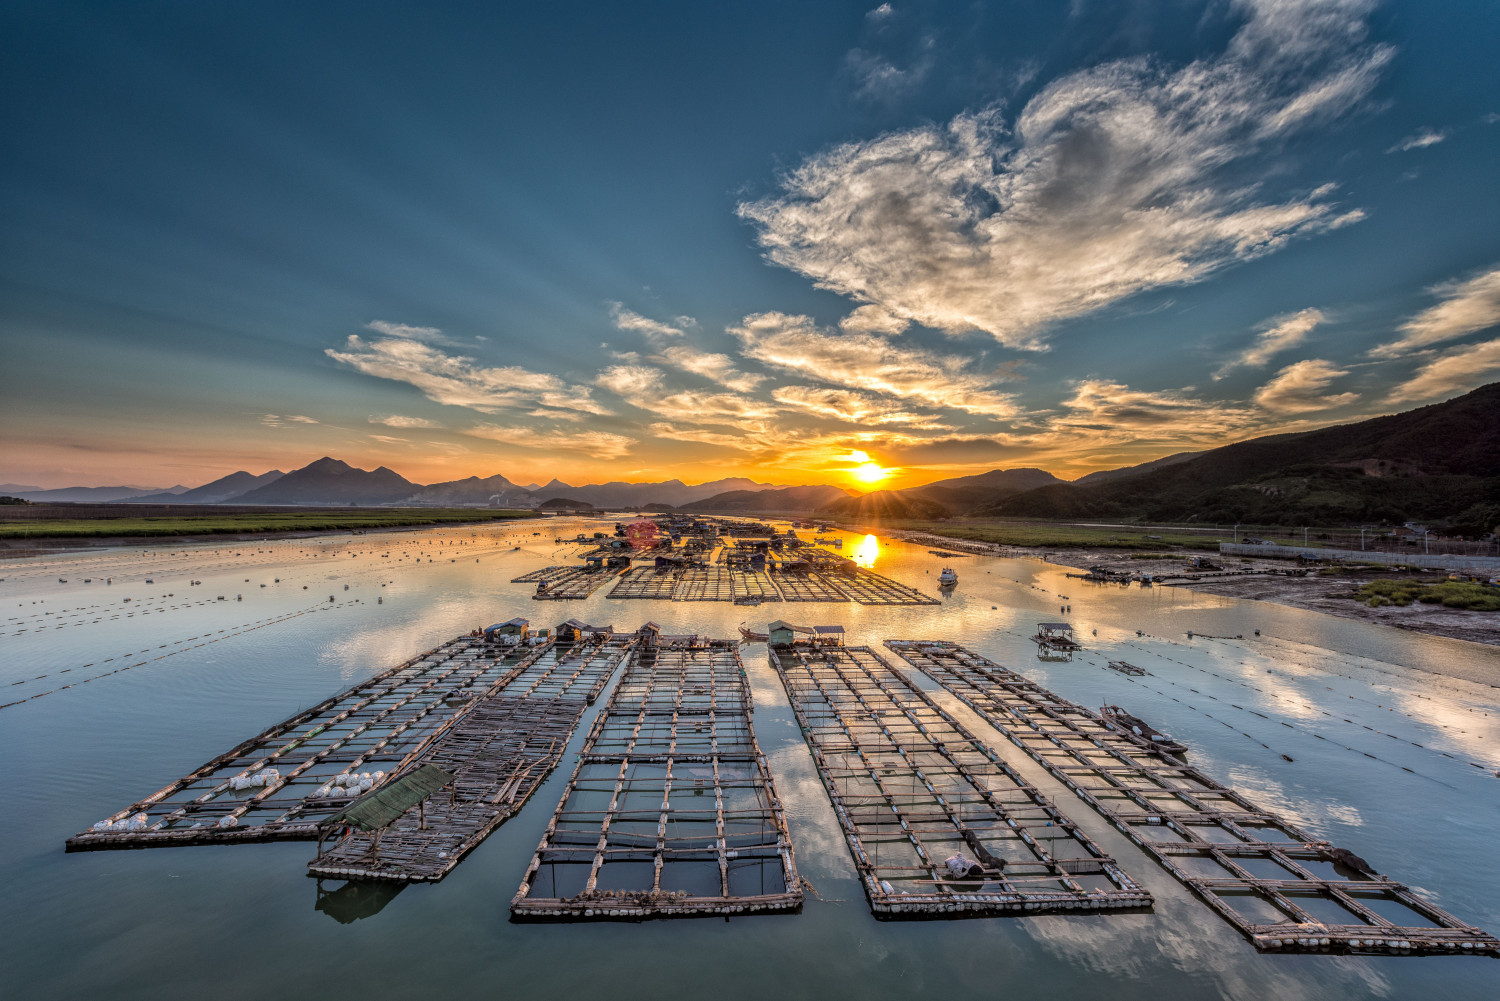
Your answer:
322;764;454;832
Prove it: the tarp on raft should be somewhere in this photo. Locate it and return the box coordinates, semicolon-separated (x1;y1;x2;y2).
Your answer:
321;764;454;832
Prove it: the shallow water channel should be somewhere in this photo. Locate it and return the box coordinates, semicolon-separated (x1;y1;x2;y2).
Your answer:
2;517;1497;999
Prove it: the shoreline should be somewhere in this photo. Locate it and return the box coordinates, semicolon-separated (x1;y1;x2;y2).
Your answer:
878;527;1500;650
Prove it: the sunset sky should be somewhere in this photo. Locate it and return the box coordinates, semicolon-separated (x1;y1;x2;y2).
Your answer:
3;1;1499;491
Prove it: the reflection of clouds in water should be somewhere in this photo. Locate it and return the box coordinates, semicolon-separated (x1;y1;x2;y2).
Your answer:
767;743;856;880
1023;898;1394;999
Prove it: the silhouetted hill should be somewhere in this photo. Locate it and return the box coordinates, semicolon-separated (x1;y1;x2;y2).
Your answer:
682;484;852;514
904;468;1063;514
819;490;953;521
233;457;420;506
998;384;1500;524
124;469;284;504
534;477;775;509
537;497;595;511
405;473;538;508
1072;451;1203;486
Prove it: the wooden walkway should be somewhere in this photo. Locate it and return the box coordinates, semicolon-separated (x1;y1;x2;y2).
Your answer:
885;640;1500;955
308;635;635;882
768;643;1151;917
67;637;543;849
513;638;800;918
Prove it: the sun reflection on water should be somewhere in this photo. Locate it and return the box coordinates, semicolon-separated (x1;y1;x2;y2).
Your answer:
852;534;879;568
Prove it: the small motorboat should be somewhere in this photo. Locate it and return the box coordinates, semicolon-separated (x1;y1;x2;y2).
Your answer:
938;567;958;586
1100;705;1188;756
738;625;768;642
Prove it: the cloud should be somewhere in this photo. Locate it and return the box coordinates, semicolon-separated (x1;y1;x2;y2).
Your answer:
1370;266;1500;357
326;334;609;415
369;434;407;445
839;304;910;336
1385;127;1447;153
368;414;440;428
609;303;765;391
259;414;318;428
1060;379;1258;436
1252;359;1359;412
1387;338;1500;403
772;386;943;426
607;302;685;339
595;364;666;409
1214;307;1325;378
867;3;894;20
463;425;635;459
732;311;1017;416
365;320;454;344
739;0;1384;349
843;46;932;104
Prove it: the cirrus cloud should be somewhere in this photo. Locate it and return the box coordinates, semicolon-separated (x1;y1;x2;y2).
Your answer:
1369;265;1500;358
1252;359;1359;412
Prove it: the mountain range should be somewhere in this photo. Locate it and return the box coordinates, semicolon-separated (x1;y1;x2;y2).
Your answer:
6;384;1496;528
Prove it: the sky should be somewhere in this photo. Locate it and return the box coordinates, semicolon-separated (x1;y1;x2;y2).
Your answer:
2;0;1499;491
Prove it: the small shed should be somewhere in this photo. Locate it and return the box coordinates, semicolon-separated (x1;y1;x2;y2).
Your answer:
557;618;612;642
768;619;799;646
484;618;530;642
316;763;454;855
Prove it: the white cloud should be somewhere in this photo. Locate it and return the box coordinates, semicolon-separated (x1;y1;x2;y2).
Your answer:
1252;359;1359;412
463;425;635;459
326;334;609;415
867;3;894;20
260;414;318;428
609;303;765;391
1214;307;1325;378
839;304;910;336
365;320;452;343
286;415;319;424
772;386;942;426
1386;127;1447;153
844;46;932;104
732;311;1017;416
739;0;1383;349
369;414;440;428
1060;379;1259;437
595;364;666;409
1370;266;1500;357
1387;338;1500;403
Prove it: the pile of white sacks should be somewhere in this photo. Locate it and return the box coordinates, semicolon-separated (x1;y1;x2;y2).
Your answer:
92;812;150;833
314;771;385;799
227;768;281;791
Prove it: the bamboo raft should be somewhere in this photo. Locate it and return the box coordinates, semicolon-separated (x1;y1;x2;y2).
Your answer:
533;567;623;600
67;637;544;850
309;634;634;882
511;566;573;584
884;641;1500;955
827;570;941;606
609;567;680;600
769;569;847;602
512;637;801;919
673;566;734;602
730;568;781;602
767;642;1151;917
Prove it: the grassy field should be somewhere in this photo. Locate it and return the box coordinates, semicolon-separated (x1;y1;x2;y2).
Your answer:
1354;578;1500;611
0;508;540;539
851;518;1227;551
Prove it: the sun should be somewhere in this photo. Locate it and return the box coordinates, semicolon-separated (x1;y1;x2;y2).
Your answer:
851;462;889;484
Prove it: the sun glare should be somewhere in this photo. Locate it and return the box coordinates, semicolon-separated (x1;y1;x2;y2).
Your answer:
852;534;879;568
851;462;889;484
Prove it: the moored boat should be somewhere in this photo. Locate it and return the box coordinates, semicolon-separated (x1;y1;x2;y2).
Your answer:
938;567;958;586
1100;704;1188;756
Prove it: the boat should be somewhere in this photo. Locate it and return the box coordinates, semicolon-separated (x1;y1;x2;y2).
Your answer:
1100;704;1188;756
738;625;769;642
938;567;958;586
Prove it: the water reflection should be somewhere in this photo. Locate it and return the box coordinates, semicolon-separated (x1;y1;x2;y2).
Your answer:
852;534;879;568
314;879;406;923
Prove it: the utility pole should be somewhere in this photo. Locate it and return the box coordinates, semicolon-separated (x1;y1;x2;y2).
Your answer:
1303;526;1309;547
1360;527;1365;551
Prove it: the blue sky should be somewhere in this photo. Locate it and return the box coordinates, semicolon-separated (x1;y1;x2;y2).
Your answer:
2;0;1498;489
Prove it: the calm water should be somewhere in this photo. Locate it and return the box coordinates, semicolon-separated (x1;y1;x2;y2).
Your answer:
2;519;1497;1000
